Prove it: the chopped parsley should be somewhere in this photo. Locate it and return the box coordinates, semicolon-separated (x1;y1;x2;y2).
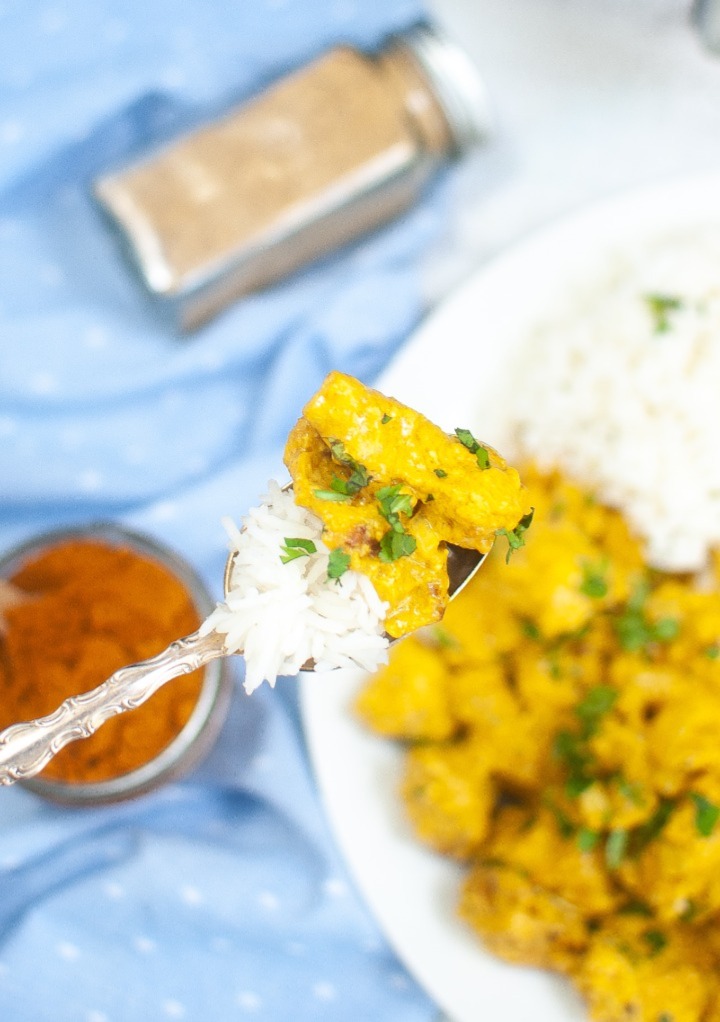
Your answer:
313;488;351;502
434;468;448;478
375;484;417;563
605;828;628;869
381;413;392;424
543;794;576;838
706;644;720;660
616;774;645;808
454;427;491;470
429;625;460;650
644;292;684;334
327;548;351;581
521;617;542;641
642;929;667;957
575;685;618;737
690;792;720;837
327;440;370;494
580;562;609;599
613;579;680;653
633;799;675;853
553;686;618;798
577;827;600;853
376;484;414;522
496;509;535;564
553;730;594;798
379;530;417;562
280;537;317;563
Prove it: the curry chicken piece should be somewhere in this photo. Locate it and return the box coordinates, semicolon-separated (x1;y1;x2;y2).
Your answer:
575;916;715;1022
284;371;531;637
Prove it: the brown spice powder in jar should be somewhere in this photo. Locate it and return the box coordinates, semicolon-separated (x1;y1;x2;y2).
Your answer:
94;25;489;329
0;538;205;784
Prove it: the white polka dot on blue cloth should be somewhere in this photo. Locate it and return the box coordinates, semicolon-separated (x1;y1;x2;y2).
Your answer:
179;885;204;906
161;1000;186;1019
56;942;81;962
236;991;262;1011
312;981;337;1002
257;890;280;912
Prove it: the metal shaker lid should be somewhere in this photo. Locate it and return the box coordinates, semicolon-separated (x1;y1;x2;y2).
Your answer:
396;23;493;156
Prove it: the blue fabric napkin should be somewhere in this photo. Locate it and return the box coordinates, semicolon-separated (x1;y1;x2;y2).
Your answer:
0;1;450;1019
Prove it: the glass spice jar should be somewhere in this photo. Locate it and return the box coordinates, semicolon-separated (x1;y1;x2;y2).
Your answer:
94;24;491;331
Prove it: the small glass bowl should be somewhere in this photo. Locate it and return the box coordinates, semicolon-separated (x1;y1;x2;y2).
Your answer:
0;522;233;806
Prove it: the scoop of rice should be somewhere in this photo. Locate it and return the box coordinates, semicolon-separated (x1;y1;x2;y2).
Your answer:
508;226;720;572
201;481;390;694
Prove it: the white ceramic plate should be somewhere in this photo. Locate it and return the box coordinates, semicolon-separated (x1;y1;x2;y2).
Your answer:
299;174;720;1022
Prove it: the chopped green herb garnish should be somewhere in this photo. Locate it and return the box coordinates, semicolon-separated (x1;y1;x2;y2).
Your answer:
691;792;720;837
375;484;416;561
280;537;317;563
326;439;370;493
381;413;392;424
496;508;535;564
575;685;618;737
543;795;576;839
605;828;628;869
454;427;491;470
379;530;417;563
642;929;667;957
327;548;351;581
429;625;460;650
613;579;680;653
328;475;354;496
521;618;542;641
616;774;645;807
706;644;720;660
434;468;448;478
644;293;684;334
553;730;593;797
581;562;608;599
653;617;680;642
476;447;490;470
619;899;653;917
633;798;675;853
577;827;600;852
314;488;351;503
376;484;414;523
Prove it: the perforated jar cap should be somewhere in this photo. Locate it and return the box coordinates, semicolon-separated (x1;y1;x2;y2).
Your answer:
395;23;493;157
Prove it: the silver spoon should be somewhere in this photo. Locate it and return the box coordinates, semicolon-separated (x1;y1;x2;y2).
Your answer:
0;524;485;787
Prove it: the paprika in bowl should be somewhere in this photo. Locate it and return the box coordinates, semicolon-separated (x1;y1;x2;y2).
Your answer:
0;523;233;805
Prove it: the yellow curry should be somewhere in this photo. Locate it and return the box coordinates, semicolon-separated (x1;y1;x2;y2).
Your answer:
356;465;720;1022
284;371;532;637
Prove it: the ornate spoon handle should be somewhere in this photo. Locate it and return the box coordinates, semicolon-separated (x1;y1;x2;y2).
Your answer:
0;628;227;785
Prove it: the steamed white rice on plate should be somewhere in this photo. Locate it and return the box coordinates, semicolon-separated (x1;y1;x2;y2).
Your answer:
201;480;389;694
299;176;720;1022
507;224;720;572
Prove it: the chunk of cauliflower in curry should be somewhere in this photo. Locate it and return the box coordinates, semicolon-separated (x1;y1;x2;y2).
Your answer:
356;464;720;1022
284;371;532;637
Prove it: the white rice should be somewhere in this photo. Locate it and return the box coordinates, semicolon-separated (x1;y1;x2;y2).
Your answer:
200;480;389;694
507;225;720;573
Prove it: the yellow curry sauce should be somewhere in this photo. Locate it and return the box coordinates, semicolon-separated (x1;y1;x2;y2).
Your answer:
284;371;532;637
356;465;720;1022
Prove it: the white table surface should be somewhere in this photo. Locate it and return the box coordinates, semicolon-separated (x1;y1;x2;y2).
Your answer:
424;0;720;301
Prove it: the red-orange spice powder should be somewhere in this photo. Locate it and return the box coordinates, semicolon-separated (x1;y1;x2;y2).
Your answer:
0;538;204;784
